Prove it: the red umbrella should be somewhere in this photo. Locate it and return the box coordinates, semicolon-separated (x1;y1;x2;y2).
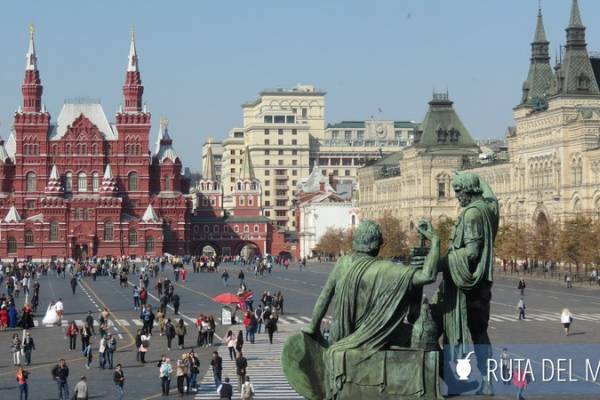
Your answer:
212;293;242;305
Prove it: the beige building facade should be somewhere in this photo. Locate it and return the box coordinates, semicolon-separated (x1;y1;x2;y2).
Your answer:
359;1;600;230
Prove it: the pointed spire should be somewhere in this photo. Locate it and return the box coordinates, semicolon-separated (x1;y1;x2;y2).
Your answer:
141;203;159;223
568;0;584;28
45;164;63;194
534;7;547;43
202;142;217;181
127;27;139;72
0;139;11;163
26;24;37;71
239;145;256;180
100;164;118;194
103;163;113;180
4;205;21;223
155;116;172;154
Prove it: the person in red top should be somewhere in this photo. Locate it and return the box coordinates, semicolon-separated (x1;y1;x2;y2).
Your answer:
512;367;530;400
66;322;79;351
0;306;8;330
16;366;29;400
139;288;148;306
181;268;187;284
242;312;252;342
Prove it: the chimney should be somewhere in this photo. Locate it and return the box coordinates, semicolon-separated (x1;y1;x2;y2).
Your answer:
328;173;336;191
319;181;325;192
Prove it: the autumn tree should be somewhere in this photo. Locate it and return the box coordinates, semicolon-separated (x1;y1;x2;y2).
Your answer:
435;216;456;255
559;216;594;277
376;211;410;260
314;228;345;257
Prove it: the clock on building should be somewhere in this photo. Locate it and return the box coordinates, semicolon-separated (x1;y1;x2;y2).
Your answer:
376;124;386;138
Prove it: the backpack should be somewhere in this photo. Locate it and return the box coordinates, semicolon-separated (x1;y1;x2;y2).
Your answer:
241;383;254;399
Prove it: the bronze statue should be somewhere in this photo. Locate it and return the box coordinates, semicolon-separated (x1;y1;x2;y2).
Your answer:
283;219;443;399
434;171;499;395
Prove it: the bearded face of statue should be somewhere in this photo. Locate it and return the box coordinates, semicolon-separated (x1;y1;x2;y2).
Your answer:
453;184;472;208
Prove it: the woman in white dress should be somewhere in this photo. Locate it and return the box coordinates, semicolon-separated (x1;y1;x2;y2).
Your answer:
42;302;60;325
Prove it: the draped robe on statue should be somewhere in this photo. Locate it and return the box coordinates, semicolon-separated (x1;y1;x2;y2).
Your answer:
325;254;417;398
439;198;498;354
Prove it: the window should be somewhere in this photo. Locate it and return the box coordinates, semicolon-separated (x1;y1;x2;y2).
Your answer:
292;129;297;135
264;139;270;145
286;116;295;123
65;172;72;192
438;182;446;198
128;172;139;191
264;150;270;155
276;200;286;206
104;220;113;241
264;129;269;135
254;225;259;232
265;170;270;176
66;144;71;154
265;160;270;166
244;225;249;232
345;169;351;176
278;160;283;166
292;170;297;176
26;200;35;209
278;129;283;135
83;208;89;221
230;150;236;155
302;108;307;118
264;116;273;123
331;130;339;140
292;160;297;166
265;200;271;206
7;237;16;254
164;176;171;191
265;211;271;217
145;237;155;252
292;150;297;155
292;139;297;145
78;172;87;192
26;172;36;192
213;225;219;233
50;221;59;241
278;140;283;145
129;230;138;246
92;144;98;155
345;131;352;141
25;230;34;247
92;172;99;192
274;116;285;123
234;225;239;233
265;180;270;186
357;130;364;141
265;190;270;196
278;150;284;155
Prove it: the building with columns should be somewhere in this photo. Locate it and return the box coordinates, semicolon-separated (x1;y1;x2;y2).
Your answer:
359;0;600;230
0;28;190;260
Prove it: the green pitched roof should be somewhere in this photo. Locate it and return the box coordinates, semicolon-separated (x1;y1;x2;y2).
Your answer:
414;93;477;149
534;8;547;43
521;8;554;106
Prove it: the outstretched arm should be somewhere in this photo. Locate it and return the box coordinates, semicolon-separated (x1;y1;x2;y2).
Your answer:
412;222;440;286
302;261;342;336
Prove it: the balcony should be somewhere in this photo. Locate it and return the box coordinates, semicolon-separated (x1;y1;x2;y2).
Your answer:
273;205;288;210
275;174;288;179
275;195;288;200
275;184;288;190
274;215;289;221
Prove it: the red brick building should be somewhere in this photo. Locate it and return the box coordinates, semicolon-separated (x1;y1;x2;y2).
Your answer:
0;30;190;260
190;143;297;259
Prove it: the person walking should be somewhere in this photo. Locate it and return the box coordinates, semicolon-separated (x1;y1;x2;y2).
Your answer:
517;298;526;320
240;376;255;400
211;351;223;388
254;306;263;334
512;367;530;400
238;270;245;286
159;357;172;396
221;269;229;287
113;364;125;400
16;366;29;400
175;319;187;350
70;275;77;295
566;274;573;288
135;329;143;362
561;308;573;336
226;330;236;361
66;321;79;350
139;330;151;363
187;350;200;393
73;376;88;400
235;330;244;355
11;333;21;365
501;348;510;384
133;286;141;310
106;333;117;369
235;351;248;393
176;354;188;396
165;319;175;351
265;315;278;344
208;315;216;346
51;359;70;400
172;293;181;315
99;335;108;369
217;377;233;400
85;311;95;336
517;279;526;296
22;332;35;366
83;338;93;369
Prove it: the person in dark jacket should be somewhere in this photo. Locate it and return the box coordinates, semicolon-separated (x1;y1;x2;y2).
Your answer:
265;315;278;344
217;377;233;399
113;364;125;400
22;331;35;366
51;359;69;400
172;293;180;315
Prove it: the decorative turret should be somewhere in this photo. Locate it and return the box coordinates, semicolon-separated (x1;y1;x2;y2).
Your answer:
155;116;178;162
100;164;118;194
44;164;63;194
22;24;43;113
556;0;599;95
239;144;256;181
4;205;21;223
232;144;261;216
521;6;554;107
122;29;144;113
195;139;223;217
202;140;217;181
141;203;159;223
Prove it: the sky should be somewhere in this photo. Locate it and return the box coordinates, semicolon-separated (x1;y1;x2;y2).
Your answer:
0;0;598;171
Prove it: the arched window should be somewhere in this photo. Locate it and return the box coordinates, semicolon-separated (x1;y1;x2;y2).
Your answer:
50;221;59;241
145;236;155;253
128;172;138;191
204;225;209;233
92;172;99;192
78;172;87;192
164;176;171;191
26;172;36;192
66;144;71;154
91;144;98;155
24;230;34;247
65;172;73;192
253;224;259;232
244;225;249;232
7;237;16;254
104;220;113;241
129;230;138;246
234;225;239;233
351;215;356;226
